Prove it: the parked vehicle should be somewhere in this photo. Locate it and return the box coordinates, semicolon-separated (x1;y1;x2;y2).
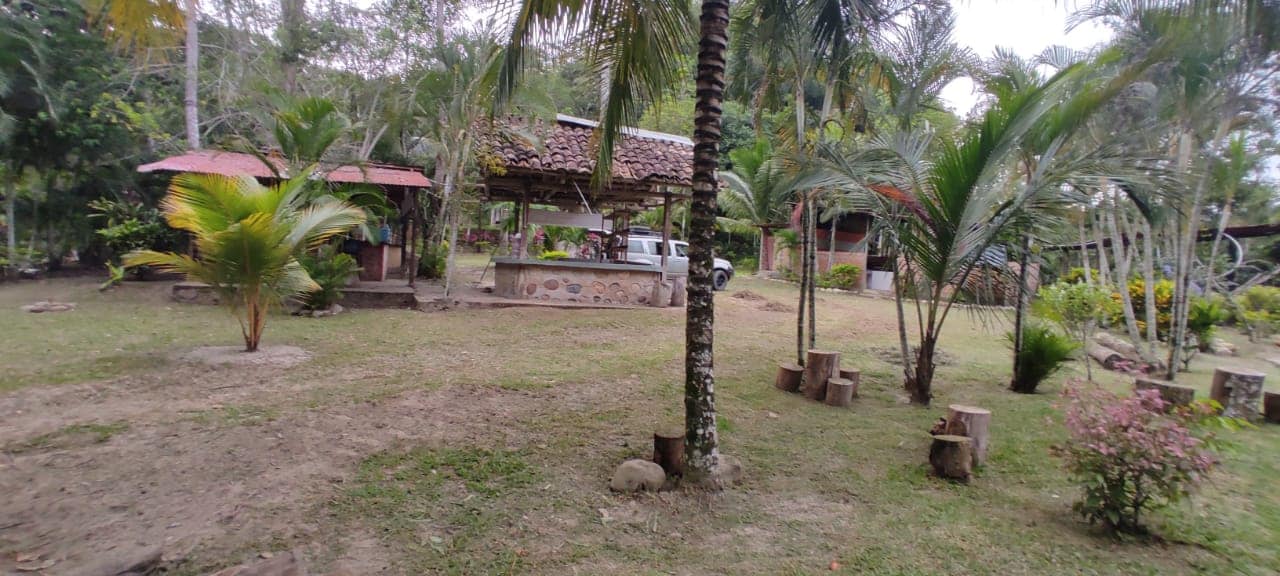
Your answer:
625;233;734;290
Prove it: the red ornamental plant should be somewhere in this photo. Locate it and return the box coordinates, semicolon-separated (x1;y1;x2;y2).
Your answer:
1055;386;1220;534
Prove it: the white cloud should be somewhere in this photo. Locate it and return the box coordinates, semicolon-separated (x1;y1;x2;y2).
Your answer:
940;0;1114;115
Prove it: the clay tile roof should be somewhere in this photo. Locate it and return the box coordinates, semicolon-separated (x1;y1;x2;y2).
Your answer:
477;115;694;186
137;149;431;188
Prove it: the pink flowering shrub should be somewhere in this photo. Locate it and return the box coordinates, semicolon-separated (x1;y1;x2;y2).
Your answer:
1055;386;1219;534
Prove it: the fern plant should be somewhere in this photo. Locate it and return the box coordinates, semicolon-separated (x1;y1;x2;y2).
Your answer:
299;244;360;310
1008;322;1079;394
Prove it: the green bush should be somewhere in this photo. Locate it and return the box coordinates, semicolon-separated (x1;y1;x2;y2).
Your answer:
538;250;570;260
816;264;862;290
1236;286;1280;337
1007;323;1079;393
418;241;448;279
1187;297;1231;350
735;257;758;274
300;244;361;310
1062;267;1101;284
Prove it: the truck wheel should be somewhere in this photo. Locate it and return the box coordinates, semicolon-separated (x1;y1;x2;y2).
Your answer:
713;270;729;291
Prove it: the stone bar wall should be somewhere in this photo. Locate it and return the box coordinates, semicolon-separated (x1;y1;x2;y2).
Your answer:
493;258;665;306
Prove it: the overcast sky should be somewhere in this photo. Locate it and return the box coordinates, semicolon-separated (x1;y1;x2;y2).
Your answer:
939;0;1114;114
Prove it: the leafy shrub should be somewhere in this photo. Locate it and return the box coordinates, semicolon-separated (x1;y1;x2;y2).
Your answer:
299;244;360;310
1236;286;1280;337
816;263;862;290
538;250;570;260
1187;297;1231;350
735;257;758;274
418;241;448;279
1112;278;1174;337
474;240;493;254
1036;281;1118;380
89;198;185;277
1007;323;1078;393
1063;267;1101;284
1055;386;1220;534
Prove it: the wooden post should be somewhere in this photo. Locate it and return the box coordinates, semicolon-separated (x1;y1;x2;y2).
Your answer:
929;435;973;483
944;405;991;468
405;188;417;287
775;363;803;393
1210;367;1266;421
652;191;674;307
1264;391;1280;424
803;349;840;402
825;377;854;407
1134;376;1195;409
653;427;684;477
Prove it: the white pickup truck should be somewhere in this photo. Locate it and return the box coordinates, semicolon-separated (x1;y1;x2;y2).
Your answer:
625;236;735;290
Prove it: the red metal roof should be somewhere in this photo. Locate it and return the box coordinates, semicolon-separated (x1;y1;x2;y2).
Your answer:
137;150;430;188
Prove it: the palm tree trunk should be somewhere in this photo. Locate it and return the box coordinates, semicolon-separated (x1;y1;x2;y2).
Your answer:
5;177;15;271
1093;210;1111;287
1205;202;1233;294
280;0;305;95
806;197;817;350
893;253;915;384
684;0;728;484
1011;232;1032;388
1078;213;1092;283
1141;217;1159;357
184;0;200;150
1107;193;1143;348
827;213;837;273
796;200;808;365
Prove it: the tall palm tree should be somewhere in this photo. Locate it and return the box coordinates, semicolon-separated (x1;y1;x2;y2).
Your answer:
497;0;731;483
124;173;365;351
719;139;794;271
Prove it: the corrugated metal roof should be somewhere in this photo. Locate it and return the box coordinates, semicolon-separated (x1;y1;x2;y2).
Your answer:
136;150;431;188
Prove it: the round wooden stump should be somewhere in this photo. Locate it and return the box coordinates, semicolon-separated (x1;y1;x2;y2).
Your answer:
838;369;861;396
670;276;687;307
1210;367;1266;421
929;434;972;483
1134;376;1196;409
775;363;803;393
944;405;991;468
824;377;855;408
1264;391;1280;424
803;350;840;402
653;427;684;477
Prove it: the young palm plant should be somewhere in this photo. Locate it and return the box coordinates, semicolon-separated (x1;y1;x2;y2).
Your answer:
719;139;795;271
124;173;365;352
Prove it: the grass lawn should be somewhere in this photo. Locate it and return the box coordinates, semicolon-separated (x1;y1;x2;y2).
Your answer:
0;275;1276;575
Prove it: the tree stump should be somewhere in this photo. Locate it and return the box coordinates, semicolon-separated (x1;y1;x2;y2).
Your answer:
1264;392;1280;424
1086;343;1125;370
670;276;687;307
825;377;855;407
838;369;861;396
775;363;803;393
1133;376;1195;409
928;435;972;483
653;428;685;477
1210;367;1266;421
944;405;991;468
803;350;840;402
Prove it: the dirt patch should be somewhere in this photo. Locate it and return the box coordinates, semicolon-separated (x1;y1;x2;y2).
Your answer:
730;290;766;301
760;301;795;313
178;345;311;368
870;345;957;366
731;290;794;312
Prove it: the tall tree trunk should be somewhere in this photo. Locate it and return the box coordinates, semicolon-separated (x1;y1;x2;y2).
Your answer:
796;199;809;365
684;0;728;484
1140;217;1159;357
280;0;306;95
5;177;15;271
1078;213;1092;283
1205;202;1233;294
184;0;200;150
1107;191;1143;347
827;212;837;273
757;227;769;273
893;252;914;384
806;196;817;350
1011;232;1033;388
1093;209;1111;287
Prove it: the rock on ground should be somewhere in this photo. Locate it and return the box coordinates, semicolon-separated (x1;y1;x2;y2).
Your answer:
609;459;666;492
21;301;76;313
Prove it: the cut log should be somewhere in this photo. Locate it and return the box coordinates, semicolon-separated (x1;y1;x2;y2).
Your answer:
838;369;861;396
1133;376;1195;409
653;428;684;477
670;276;687;307
1086;343;1125;370
775;362;803;393
803;349;840;402
824;377;855;407
944;405;991;468
928;434;972;483
1265;392;1280;424
1093;332;1140;359
1210;367;1266;421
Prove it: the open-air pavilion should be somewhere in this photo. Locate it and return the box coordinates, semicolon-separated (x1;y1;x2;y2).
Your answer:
137;149;431;288
475;114;695;307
